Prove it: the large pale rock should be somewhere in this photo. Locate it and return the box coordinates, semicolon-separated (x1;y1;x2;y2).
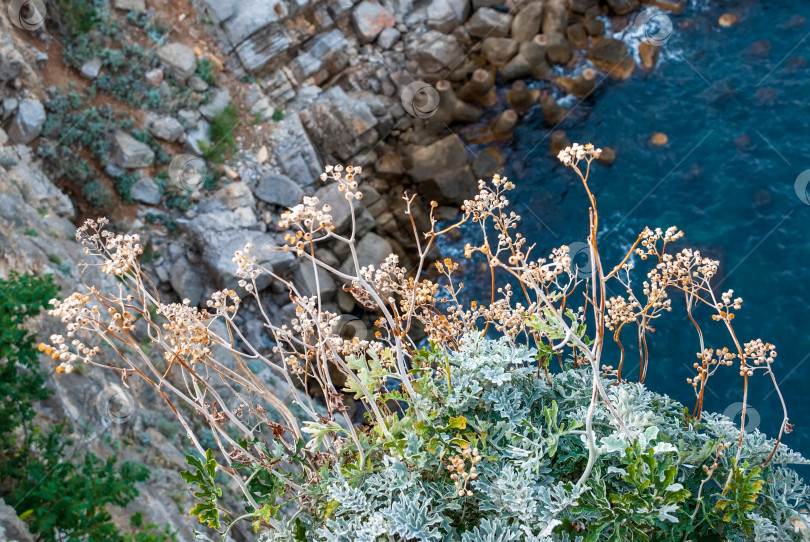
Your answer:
268;113;322;187
352;1;396;43
427;0;471;33
254;173;304;207
407;134;469;182
290;29;350;84
1;146;73;216
7;99;45;144
199;88;231;121
409;30;464;74
293;264;337;298
170;256;204;306
222;0;288;45
111;130;154;169
314;182;375;236
198;0;236;22
191;227;296;290
468;7;512;38
149;117;184;142
299;87;378;161
586;37;636;80
214;182;255;210
130;175;162;205
156;43;197;82
234;23;295;73
185;119;211;156
80;57;102;79
341;232;393;273
114;0;146;11
0;498;34;542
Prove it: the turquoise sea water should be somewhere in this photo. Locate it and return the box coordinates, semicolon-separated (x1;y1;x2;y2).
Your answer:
449;0;810;457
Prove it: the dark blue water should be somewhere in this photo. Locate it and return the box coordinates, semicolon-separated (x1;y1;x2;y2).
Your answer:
448;0;810;457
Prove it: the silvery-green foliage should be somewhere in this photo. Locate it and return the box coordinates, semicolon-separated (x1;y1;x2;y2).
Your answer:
281;338;810;541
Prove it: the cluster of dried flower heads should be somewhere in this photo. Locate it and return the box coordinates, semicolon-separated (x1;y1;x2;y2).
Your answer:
38;143;790;529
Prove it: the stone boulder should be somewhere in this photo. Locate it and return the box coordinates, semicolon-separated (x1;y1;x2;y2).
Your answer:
0;498;34;542
156;43;197;82
114;0;146;10
419;165;477;205
169;256;205;307
299;87;378;161
185;119;211;156
377;27;401;49
586;37;636;80
149;117;184;142
199;88;231;121
409;30;464;75
80;58;102;79
213;182;255;210
314;182;375;237
468;7;512;38
191;228;296;291
130;175;162;205
341;232;393;274
481;37;518;66
290;29;349;85
407;135;477;205
352;1;396;43
427;0;471;34
254;173;304;208
7;99;45;144
293;264;337;299
511;2;544;42
267;113;323;187
111;131;154;169
407;134;469;182
605;0;639;15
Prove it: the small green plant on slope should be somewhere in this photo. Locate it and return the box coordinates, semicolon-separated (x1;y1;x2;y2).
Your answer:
43;147;809;541
202;102;239;164
0;272;174;541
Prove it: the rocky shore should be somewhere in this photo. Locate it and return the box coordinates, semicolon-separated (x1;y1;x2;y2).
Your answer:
0;0;689;538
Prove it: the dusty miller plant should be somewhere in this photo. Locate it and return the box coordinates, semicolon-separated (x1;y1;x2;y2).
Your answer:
43;144;810;540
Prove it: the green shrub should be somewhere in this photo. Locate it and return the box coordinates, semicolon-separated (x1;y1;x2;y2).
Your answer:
248;337;807;541
50;0;97;36
0;272;175;541
203;102;238;164
82;179;115;209
195;58;216;86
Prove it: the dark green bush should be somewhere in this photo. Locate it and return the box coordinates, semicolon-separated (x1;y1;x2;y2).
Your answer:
0;272;175;541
